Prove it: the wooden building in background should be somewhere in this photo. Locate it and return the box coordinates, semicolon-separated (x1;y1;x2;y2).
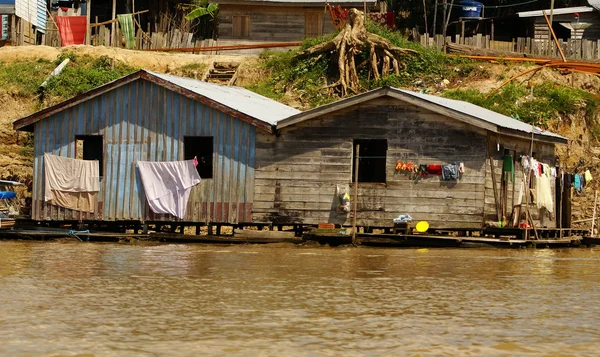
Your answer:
254;88;568;229
218;0;386;41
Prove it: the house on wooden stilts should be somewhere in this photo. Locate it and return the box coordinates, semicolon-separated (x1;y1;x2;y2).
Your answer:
13;69;299;230
254;87;569;230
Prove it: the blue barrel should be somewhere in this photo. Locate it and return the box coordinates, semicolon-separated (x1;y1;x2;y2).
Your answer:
458;1;483;18
0;191;16;199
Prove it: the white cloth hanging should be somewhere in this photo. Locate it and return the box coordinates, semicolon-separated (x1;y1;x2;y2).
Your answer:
44;153;100;212
137;160;201;219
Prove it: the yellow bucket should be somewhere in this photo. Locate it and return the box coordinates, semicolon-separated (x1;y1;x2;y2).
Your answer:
415;221;429;233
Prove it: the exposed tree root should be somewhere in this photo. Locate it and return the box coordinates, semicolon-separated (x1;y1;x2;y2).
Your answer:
298;8;418;96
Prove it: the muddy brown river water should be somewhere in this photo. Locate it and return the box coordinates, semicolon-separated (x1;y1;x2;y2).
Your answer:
1;241;599;357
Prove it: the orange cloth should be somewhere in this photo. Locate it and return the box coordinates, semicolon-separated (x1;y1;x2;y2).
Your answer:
56;16;87;46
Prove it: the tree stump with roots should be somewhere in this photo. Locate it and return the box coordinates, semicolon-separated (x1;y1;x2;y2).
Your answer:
297;8;418;96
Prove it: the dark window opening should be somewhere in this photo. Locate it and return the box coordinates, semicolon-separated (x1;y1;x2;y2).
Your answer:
75;135;103;176
352;139;387;183
184;136;214;179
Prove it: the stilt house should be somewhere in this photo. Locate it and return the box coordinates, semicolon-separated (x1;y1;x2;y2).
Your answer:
253;88;568;229
13;69;300;225
14;71;568;231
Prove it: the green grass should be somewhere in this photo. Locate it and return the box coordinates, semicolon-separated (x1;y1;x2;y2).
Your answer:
444;82;600;137
0;59;56;97
43;53;138;101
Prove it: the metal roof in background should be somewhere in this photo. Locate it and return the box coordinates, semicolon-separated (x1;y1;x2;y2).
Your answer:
396;89;567;142
588;0;600;11
518;6;595;18
146;71;300;126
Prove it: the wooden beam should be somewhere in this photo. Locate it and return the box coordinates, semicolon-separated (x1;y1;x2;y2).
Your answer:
352;144;359;244
86;0;91;45
542;10;566;62
111;0;116;46
91;9;149;28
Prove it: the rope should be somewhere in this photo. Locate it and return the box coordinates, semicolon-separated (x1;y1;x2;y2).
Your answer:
68;230;90;242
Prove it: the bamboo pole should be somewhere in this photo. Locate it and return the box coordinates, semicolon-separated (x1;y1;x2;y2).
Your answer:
352;144;360;245
592;190;598;235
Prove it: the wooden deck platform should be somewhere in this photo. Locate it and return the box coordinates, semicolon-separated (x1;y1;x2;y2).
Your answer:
0;228;301;244
304;227;587;248
0;226;587;248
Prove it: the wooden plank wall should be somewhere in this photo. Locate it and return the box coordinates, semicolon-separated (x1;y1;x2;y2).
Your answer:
253;97;490;229
32;78;256;224
219;5;335;41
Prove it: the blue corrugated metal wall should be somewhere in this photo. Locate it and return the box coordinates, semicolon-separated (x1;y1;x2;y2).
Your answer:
32;79;256;223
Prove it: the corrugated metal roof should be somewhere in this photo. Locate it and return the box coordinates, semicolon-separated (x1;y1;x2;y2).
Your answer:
147;71;300;126
588;0;600;11
518;6;595;18
396;89;567;141
276;87;567;143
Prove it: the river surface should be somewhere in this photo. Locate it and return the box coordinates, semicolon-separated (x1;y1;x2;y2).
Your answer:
1;242;600;357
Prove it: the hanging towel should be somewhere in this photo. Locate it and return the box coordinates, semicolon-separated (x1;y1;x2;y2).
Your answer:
56;16;87;46
137;160;201;219
117;14;135;49
44;153;100;212
585;169;593;183
536;175;554;213
503;155;514;182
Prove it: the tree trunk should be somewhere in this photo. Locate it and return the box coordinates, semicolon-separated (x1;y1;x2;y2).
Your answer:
298;8;417;96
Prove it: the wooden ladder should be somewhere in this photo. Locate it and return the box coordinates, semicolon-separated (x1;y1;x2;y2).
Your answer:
202;62;240;86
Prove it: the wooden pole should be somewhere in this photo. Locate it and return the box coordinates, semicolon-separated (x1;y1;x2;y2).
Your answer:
352;144;360;244
86;0;92;45
432;0;437;36
423;0;426;35
111;0;116;47
542;10;566;62
592;190;598;236
524;127;539;240
90;10;149;28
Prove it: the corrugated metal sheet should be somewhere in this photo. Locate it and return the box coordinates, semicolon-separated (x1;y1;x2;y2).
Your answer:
147;71;300;126
588;0;600;11
14;0;46;32
32;79;256;224
277;87;567;142
518;6;594;18
396;89;568;141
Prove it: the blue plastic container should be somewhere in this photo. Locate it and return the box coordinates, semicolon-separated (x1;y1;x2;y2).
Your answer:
458;1;483;18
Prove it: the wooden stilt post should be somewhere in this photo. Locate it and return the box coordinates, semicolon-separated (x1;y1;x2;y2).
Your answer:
352;144;360;245
592;190;598;236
